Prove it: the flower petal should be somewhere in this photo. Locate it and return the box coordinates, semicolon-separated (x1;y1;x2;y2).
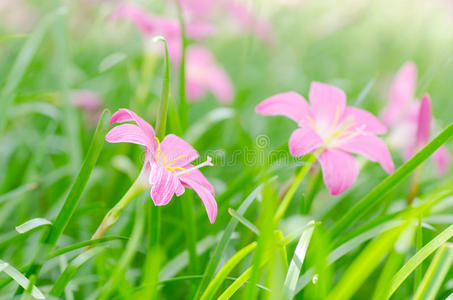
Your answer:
106;124;150;147
149;163;184;206
160;134;199;167
208;68;234;104
415;94;432;147
255;92;310;123
381;62;417;125
110;108;157;152
318;149;359;196
337;134;394;173
179;166;215;195
182;177;217;223
433;146;450;175
340;107;387;135
309;82;346;127
288;127;323;157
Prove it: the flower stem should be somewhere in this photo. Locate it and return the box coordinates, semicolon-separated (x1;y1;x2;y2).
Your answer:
88;179;146;246
407;164;425;206
273;151;320;223
176;2;188;131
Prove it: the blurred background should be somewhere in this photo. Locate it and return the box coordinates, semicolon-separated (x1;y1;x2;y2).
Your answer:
1;0;453;298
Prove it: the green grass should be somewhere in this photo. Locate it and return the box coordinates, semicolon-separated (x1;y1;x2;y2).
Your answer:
1;0;453;299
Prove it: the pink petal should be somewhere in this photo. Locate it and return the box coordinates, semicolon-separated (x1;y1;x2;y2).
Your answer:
255;92;310;123
149;163;185;206
337;134;394;174
415;94;432;147
112;3;154;35
160;134;199;167
340;107;387;135
70;90;102;111
309;82;346;128
186;79;207;102
208;68;234;104
381;62;417;125
288;127;323;157
179;166;215;195
106;124;151;147
433;146;450;175
110;108;157;152
181;176;217;223
318;149;359;196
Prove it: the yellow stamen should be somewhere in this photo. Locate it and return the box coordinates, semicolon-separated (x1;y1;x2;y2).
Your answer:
167;155;187;166
331;105;341;130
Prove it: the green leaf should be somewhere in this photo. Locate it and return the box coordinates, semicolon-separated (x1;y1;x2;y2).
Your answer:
15;218;52;234
49;236;128;258
200;242;257;300
329;121;453;238
194;181;268;298
228;208;260;235
413;243;453;300
388;224;453;298
0;260;44;299
283;221;315;299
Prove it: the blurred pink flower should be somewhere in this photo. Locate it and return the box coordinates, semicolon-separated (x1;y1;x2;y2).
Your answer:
178;0;274;43
256;82;393;196
112;3;213;62
106;108;217;223
381;62;450;174
70;90;103;126
186;45;234;103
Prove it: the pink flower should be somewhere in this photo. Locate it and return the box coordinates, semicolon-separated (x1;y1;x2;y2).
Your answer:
186;45;234;103
105;109;217;223
112;3;213;62
177;0;274;43
70;90;103;127
381;62;450;174
256;82;394;196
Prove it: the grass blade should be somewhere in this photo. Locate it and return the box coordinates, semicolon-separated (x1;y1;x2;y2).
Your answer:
194;181;268;298
200;242;257;300
329;121;453;238
283;221;315;299
388;224;453;298
228;208;260;235
413;243;453;300
0;260;44;299
49;236;128;258
15;218;52;234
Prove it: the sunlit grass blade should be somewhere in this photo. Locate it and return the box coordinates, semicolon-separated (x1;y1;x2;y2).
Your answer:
327;224;406;300
228;208;259;235
388;224;453;298
49;236;128;258
0;260;44;299
22;109;110;283
15;218;52;234
413;243;453;300
329;121;453;238
200;242;257;300
46;109;110;246
283;221;315;299
194;181;268;298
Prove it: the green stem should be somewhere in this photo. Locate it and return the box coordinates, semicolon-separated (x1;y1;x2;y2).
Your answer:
154;37;170;140
273;151;320;223
176;2;188;131
134;46;158;109
407;164;424;206
88;178;146;245
181;193;199;274
302;168;322;214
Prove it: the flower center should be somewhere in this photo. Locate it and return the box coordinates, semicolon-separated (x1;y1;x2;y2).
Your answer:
154;137;213;176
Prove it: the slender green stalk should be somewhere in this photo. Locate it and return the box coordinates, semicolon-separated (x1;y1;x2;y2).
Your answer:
181;193;199;274
154;36;170;140
89;179;147;244
176;2;188;130
134;45;158;109
274;152;319;223
301;169;322;214
407;164;425;205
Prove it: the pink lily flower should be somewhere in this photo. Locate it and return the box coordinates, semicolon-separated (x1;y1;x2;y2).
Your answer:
105;108;217;223
70;90;103;127
112;3;213;62
256;82;394;196
186;45;234;103
381;62;450;174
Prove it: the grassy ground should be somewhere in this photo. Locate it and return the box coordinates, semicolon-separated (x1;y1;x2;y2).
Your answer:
1;0;453;299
